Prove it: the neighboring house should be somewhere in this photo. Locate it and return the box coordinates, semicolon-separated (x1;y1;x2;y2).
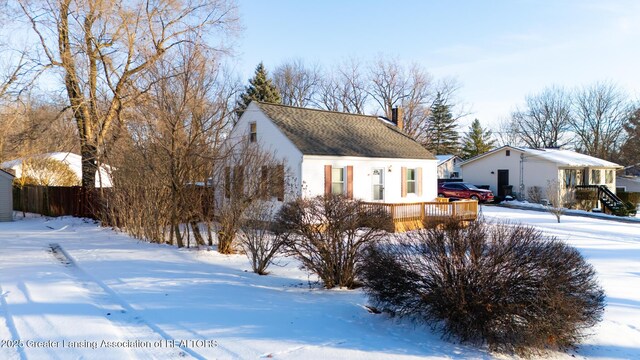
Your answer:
617;176;640;192
0;169;14;221
224;101;438;204
460;145;623;199
0;152;112;188
436;155;462;180
620;164;640;177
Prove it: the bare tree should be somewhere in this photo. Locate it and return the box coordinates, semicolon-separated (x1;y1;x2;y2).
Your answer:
368;57;409;119
317;59;368;114
571;82;631;160
493;117;524;147
0;94;78;162
512;86;572;149
104;43;239;248
19;0;239;189
273;59;320;107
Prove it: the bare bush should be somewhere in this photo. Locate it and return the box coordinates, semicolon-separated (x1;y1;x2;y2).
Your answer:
527;186;543;204
275;195;393;289
238;200;286;275
545;180;575;223
214;142;289;254
17;157;79;186
360;220;605;355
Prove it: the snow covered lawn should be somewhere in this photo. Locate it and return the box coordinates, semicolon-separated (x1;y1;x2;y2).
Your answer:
0;207;639;359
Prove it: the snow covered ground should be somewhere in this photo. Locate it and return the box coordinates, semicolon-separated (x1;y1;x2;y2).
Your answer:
0;207;639;359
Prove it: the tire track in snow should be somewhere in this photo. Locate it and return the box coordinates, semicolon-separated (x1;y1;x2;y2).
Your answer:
0;283;27;360
49;243;209;360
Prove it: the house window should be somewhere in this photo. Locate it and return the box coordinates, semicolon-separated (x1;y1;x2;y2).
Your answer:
249;122;257;143
605;170;613;184
506;150;511;156
406;168;416;194
591;169;601;184
564;169;577;188
331;167;344;195
260;164;285;201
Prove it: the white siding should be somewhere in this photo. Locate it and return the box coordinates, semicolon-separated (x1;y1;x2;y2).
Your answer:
0;172;13;221
225;102;304;201
461;148;619;200
437;159;459;179
461;149;523;195
461;148;558;198
302;156;438;203
225;102;438;204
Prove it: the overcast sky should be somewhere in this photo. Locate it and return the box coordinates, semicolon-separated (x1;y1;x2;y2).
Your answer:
234;0;640;129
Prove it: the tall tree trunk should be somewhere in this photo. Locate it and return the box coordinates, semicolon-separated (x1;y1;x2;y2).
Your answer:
80;143;97;189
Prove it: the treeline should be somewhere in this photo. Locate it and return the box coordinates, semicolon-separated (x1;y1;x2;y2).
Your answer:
498;84;639;164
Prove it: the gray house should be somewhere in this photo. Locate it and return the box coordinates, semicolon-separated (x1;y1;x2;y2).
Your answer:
0;169;14;222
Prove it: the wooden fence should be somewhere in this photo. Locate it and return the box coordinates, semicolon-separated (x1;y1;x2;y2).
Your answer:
13;186;104;218
361;199;479;232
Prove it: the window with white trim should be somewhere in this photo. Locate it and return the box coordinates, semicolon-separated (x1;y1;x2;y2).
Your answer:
331;167;344;195
406;168;416;194
564;169;577;188
605;170;613;184
591;169;601;184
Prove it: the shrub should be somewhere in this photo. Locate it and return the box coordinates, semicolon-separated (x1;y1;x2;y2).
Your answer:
238;201;286;275
360;220;605;355
527;186;543;203
275;194;394;288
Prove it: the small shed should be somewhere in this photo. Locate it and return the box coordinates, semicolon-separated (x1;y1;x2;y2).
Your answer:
0;169;15;221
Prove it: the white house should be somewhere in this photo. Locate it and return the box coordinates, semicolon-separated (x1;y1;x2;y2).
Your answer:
436;155;462;180
460;145;623;199
225;101;438;204
617;176;640;192
0;169;14;221
0;152;112;188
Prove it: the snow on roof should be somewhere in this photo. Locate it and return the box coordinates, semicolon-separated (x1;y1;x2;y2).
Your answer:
461;145;622;168
522;148;621;168
0;152;112;187
436;155;456;165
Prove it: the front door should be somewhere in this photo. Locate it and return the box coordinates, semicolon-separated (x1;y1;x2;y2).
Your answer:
372;168;385;201
497;169;509;196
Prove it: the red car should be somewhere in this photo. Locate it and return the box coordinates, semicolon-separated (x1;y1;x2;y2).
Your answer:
437;182;494;202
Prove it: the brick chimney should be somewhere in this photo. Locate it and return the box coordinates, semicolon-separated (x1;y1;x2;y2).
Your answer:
391;107;404;131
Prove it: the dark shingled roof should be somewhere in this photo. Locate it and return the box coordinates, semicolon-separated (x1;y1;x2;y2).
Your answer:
254;102;435;160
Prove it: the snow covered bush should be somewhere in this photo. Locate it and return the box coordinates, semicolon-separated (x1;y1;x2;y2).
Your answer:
275;195;393;288
360;220;605;355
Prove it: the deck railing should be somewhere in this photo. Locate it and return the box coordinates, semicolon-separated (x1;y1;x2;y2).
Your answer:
361;199;479;232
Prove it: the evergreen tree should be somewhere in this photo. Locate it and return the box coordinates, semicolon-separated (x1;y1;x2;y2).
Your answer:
460;119;496;159
237;62;281;117
424;93;459;155
619;108;640;166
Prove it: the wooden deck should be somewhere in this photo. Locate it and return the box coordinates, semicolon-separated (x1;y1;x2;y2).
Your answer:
361;199;479;232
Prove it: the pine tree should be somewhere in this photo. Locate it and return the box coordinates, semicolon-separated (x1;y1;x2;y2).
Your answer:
619;109;640;166
461;119;496;159
237;62;281;117
424;93;459;155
